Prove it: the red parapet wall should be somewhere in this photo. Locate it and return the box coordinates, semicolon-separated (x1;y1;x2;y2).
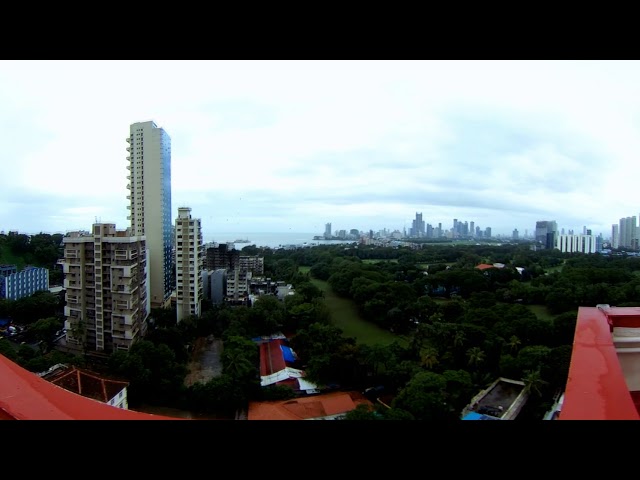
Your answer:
560;307;640;420
0;354;181;420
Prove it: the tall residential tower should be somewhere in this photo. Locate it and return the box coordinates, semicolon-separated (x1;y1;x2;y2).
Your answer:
126;121;173;308
60;223;148;354
175;207;203;323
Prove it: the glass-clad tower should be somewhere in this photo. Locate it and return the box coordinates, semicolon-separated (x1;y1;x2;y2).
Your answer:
126;121;173;308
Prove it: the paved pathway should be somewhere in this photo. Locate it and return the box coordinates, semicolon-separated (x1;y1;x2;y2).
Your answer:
184;336;224;387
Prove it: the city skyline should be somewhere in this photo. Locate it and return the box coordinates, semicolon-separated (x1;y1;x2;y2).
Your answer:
1;60;638;238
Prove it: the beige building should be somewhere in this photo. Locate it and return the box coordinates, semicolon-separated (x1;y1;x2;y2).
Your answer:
227;269;252;303
239;255;264;275
175;207;203;323
60;223;149;355
126;121;173;309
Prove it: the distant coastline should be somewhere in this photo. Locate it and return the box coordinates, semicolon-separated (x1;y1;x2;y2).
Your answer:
205;232;355;249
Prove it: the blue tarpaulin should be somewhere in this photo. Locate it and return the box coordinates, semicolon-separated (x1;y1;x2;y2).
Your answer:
281;345;296;362
462;412;500;420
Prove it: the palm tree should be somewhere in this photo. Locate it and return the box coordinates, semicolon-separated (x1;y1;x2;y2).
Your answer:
471;371;494;389
523;369;548;397
453;330;466;349
420;346;439;370
466;346;485;368
507;335;521;353
222;350;255;380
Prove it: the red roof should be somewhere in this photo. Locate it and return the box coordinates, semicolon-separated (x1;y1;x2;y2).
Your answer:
0;354;182;420
247;391;372;420
560;307;640;420
259;338;288;376
475;264;495;270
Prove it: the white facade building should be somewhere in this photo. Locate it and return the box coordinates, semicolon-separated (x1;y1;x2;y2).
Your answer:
127;121;173;309
175;207;203;323
555;234;597;254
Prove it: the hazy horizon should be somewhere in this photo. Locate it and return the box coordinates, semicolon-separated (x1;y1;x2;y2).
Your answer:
1;60;637;239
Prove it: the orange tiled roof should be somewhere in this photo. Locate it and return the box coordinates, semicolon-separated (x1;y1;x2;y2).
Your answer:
475;264;495;270
247;391;372;420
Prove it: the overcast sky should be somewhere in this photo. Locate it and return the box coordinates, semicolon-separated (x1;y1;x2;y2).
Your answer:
0;60;637;239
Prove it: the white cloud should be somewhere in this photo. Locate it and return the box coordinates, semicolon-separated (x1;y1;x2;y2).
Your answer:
1;60;640;239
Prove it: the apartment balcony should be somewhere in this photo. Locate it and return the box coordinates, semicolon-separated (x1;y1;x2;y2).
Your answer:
63;279;82;289
64;305;83;317
126;146;131;152
126;137;130;143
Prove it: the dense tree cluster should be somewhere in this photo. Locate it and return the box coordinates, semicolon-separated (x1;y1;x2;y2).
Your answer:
0;231;64;284
5;240;640;420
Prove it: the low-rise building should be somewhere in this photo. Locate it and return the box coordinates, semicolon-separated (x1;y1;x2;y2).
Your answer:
40;363;130;409
1;265;49;300
461;377;529;420
247;390;372;420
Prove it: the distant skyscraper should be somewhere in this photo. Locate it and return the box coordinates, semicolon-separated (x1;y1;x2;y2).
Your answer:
175;207;203;323
324;223;332;239
411;212;425;237
535;220;557;249
512;229;519;240
612;224;619;249
127;121;173;308
618;217;637;249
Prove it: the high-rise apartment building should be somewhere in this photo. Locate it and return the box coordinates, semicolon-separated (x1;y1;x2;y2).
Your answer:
204;243;240;271
126;121;173;309
324;223;332;239
60;223;148;355
612;224;620;249
175;207;203;323
555;234;597;254
619;216;638;249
